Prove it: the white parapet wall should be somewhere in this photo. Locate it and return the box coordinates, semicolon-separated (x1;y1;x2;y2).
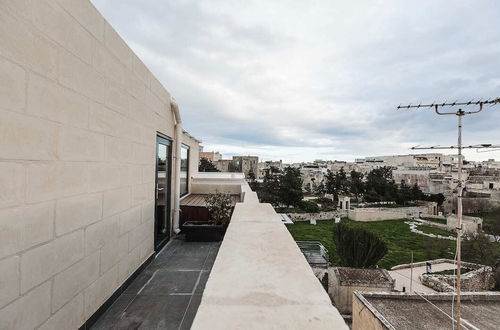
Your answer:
192;182;348;329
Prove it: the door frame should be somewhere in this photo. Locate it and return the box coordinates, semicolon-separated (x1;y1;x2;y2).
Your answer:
154;134;173;252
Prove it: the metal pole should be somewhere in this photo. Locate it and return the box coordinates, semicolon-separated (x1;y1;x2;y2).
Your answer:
455;110;464;329
410;251;413;293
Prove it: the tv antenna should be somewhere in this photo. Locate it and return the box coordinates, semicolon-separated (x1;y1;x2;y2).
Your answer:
397;98;500;329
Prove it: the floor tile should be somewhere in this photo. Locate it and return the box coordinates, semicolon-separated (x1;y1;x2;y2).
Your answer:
152;255;207;271
89;240;219;330
112;295;190;330
139;270;199;295
90;294;136;330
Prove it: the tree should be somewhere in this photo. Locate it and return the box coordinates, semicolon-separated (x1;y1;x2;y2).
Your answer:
258;166;282;206
364;167;397;202
396;181;412;205
315;181;326;195
324;170;337;199
427;193;446;207
199;158;220;172
298;200;320;213
462;233;500;266
247;169;259;191
279;166;303;208
349;170;364;201
324;168;349;202
333;223;388;268
410;183;425;201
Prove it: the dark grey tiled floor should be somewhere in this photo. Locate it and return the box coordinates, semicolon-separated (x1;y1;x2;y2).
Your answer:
91;238;220;330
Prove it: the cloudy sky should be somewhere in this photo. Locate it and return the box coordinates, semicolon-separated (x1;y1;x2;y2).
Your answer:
92;0;500;163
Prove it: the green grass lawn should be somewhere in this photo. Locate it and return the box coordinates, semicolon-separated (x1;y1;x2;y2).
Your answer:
421;216;447;225
287;219;456;269
418;225;456;238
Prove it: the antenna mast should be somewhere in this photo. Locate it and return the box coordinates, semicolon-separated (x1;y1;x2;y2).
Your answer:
397;98;500;329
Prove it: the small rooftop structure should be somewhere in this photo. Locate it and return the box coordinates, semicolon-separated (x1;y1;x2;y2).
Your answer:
330;268;394;315
335;267;394;286
278;213;294;224
353;292;500;330
296;241;329;268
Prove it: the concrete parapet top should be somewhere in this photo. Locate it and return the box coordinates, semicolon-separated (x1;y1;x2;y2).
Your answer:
192;193;347;329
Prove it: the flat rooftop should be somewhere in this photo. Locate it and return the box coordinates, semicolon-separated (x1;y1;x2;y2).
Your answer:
193;172;245;180
335;267;393;285
357;292;500;330
180;194;240;207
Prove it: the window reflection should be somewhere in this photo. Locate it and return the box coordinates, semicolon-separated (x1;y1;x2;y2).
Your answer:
180;145;189;196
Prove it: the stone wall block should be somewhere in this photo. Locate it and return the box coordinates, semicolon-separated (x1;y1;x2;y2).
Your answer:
103;187;131;217
33;0;93;64
0;281;51;330
0;202;54;259
56;0;105;42
84;215;120;255
0;162;25;209
27;73;89;128
0;256;20;309
0;57;26;112
0;110;57;161
20;230;84;293
104;23;132;69
58;127;105;161
83;265;119;319
52;252;99;312
55;193;103;236
59;50;106;103
119;205;142;236
38;293;84;330
26;162;88;203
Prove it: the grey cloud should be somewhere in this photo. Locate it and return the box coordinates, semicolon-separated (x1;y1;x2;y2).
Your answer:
92;0;500;162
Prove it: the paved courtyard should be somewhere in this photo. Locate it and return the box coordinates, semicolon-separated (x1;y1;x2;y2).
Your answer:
389;261;457;293
90;239;220;330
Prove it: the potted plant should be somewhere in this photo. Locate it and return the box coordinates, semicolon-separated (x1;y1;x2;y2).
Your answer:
183;192;233;242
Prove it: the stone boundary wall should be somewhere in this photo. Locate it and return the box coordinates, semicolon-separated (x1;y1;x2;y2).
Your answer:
288;210;346;222
421;266;495;292
417;218;451;231
348;206;429;222
391;259;483;271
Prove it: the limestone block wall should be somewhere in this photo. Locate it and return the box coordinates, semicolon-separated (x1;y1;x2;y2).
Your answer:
0;1;196;329
420;265;495;292
287;210;344;222
348;206;431;222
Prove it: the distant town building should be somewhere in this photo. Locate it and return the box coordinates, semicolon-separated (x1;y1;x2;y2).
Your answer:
199;151;222;162
258;160;283;179
329;268;394;315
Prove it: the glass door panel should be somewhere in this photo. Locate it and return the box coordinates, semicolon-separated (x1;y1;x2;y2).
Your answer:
155;136;171;251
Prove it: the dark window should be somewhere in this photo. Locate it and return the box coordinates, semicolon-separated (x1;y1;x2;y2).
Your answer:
180;145;189;196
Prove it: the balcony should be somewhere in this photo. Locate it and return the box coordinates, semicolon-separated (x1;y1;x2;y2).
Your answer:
90;174;347;329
